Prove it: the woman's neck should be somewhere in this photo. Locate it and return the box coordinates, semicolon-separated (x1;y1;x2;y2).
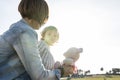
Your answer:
24;18;40;30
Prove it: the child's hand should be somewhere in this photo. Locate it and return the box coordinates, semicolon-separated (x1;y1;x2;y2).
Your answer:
54;61;61;69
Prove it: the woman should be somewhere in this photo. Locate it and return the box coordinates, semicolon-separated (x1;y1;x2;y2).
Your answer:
0;0;73;80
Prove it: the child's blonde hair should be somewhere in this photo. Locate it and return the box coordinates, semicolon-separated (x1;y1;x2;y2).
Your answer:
41;26;59;41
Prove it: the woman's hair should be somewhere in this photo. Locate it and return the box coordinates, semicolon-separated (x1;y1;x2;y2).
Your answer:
18;0;49;25
41;26;59;40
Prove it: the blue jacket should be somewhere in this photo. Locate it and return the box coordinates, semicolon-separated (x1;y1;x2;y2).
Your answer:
0;19;60;80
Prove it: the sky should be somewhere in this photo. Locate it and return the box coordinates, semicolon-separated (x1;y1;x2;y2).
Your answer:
0;0;120;74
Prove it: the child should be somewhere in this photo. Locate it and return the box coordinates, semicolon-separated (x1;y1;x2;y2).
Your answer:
38;26;59;70
38;26;76;77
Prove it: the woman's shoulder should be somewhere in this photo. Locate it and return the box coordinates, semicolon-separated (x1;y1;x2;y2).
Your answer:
10;19;32;32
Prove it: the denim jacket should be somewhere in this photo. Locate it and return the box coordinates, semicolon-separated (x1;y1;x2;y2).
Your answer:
0;19;60;80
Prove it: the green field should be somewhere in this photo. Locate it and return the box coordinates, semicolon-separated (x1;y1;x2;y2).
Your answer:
61;75;120;80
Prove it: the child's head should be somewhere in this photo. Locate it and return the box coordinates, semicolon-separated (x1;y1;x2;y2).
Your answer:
41;26;59;46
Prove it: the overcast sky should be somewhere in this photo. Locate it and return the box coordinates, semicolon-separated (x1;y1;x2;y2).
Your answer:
1;0;120;74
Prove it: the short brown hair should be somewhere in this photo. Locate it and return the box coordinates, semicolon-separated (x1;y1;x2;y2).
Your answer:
18;0;49;25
